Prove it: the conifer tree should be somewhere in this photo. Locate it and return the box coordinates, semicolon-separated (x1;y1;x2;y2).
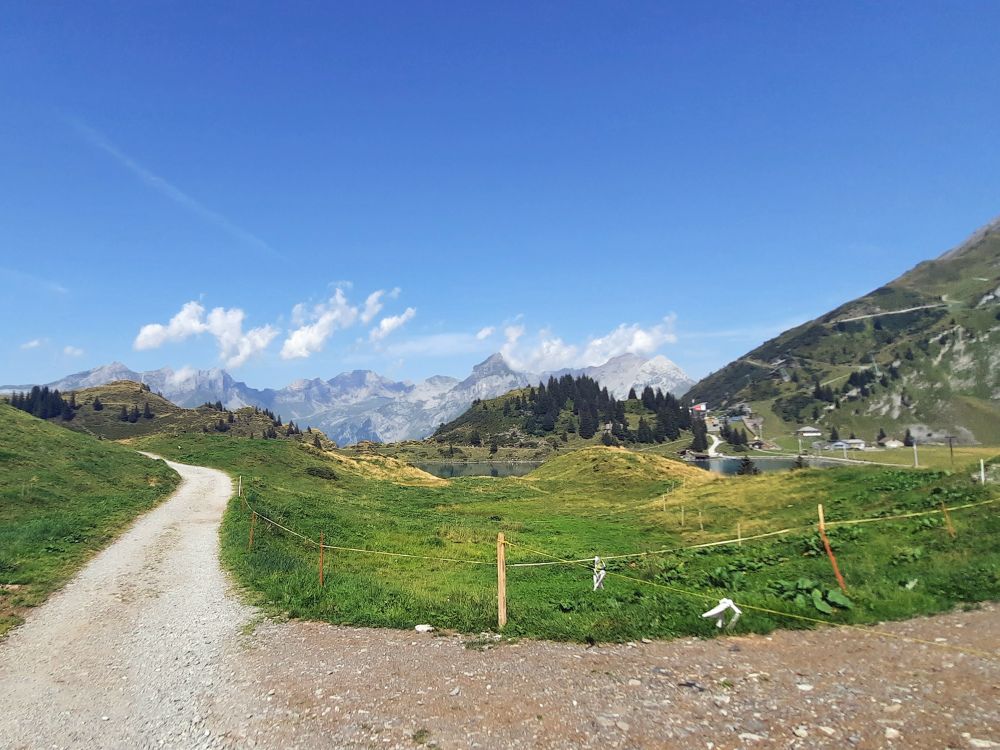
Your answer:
690;419;708;452
737;456;760;475
637;417;653;443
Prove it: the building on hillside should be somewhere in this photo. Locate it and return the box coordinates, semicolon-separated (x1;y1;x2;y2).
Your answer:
880;438;904;449
844;438;866;450
705;417;721;433
796;426;823;438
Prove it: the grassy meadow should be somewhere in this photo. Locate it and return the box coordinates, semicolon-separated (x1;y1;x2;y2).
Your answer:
0;404;180;636
137;432;1000;642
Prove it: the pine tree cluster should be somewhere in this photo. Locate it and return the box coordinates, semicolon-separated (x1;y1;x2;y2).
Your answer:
6;386;75;420
441;375;692;446
720;421;750;449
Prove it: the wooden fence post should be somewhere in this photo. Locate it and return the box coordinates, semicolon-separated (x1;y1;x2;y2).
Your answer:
818;504;848;593
940;502;957;539
319;532;325;587
238;475;242;497
680;505;685;528
698;509;704;531
248;511;257;550
497;532;507;630
737;522;742;547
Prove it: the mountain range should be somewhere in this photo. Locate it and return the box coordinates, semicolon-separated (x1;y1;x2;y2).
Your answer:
2;353;694;446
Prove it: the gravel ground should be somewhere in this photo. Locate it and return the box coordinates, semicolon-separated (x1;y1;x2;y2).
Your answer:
207;607;999;750
1;458;998;750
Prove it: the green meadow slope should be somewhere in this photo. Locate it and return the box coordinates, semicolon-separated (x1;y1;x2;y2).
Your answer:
0;403;180;636
687;218;1000;445
137;434;999;642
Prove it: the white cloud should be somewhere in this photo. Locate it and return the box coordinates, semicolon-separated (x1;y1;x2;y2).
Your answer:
360;290;385;324
475;326;495;340
370;307;416;342
63;345;84;357
20;338;45;350
281;288;358;359
499;316;678;372
134;300;277;368
167;366;198;388
579;315;678;366
134;301;208;350
205;307;279;368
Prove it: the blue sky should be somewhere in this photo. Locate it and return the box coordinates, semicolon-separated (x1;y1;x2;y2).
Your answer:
2;2;999;388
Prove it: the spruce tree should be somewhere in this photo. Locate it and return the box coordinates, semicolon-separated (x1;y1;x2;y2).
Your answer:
690;419;709;452
119;405;129;421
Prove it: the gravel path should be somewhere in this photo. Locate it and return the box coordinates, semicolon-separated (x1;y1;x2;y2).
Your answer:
1;458;997;749
0;457;252;749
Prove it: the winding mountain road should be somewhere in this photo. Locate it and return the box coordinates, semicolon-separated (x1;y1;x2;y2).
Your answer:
1;457;997;749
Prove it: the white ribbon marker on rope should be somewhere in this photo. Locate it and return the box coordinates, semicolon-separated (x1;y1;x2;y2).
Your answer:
593;556;607;591
702;597;742;628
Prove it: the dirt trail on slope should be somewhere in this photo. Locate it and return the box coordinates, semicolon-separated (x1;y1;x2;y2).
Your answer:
0;458;997;750
0;457;253;749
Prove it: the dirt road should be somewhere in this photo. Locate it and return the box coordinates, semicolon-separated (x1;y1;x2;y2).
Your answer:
0;457;251;749
1;458;997;749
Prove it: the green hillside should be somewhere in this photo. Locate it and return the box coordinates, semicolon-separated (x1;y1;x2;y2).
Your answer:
9;380;336;448
0;403;180;636
136;433;1000;642
687;218;1000;445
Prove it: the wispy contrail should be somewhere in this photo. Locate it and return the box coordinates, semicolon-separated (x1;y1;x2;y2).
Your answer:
71;119;281;259
0;266;68;294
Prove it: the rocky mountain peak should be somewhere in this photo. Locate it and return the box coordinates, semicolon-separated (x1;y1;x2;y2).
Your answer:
469;352;514;378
